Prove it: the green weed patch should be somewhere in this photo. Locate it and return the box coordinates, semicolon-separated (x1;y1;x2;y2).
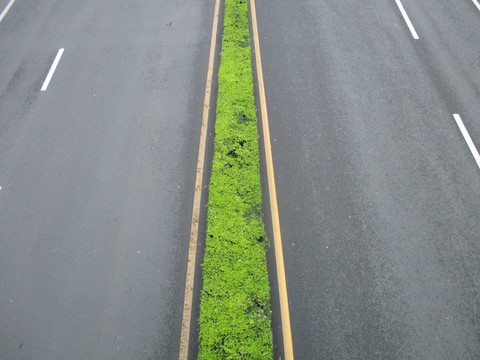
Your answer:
198;0;273;358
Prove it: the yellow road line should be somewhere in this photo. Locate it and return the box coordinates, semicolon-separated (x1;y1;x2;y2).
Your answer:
249;0;295;359
178;0;221;358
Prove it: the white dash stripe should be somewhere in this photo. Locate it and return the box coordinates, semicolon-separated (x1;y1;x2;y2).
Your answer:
41;48;64;91
0;0;16;23
453;114;480;169
394;0;419;39
472;0;480;12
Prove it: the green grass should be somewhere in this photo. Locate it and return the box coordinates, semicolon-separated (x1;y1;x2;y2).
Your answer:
197;0;273;358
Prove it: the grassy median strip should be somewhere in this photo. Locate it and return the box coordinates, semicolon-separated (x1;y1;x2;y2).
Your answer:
198;0;273;358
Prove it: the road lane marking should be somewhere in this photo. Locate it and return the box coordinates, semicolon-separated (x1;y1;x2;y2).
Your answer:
453;114;480;169
41;48;64;91
250;0;294;359
394;0;419;39
472;0;480;12
178;0;220;357
0;0;15;24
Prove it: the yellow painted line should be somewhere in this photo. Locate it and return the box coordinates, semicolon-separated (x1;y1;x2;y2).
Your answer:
178;0;221;358
249;0;294;359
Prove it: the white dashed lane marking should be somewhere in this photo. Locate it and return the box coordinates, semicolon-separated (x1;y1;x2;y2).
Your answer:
394;0;419;39
0;0;16;24
41;48;65;91
453;114;480;170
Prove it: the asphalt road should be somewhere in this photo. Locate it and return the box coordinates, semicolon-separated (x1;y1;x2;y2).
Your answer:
0;1;213;359
255;0;480;358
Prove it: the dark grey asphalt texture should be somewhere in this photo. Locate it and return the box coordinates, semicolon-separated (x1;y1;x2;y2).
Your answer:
256;0;480;359
0;0;213;359
2;0;480;359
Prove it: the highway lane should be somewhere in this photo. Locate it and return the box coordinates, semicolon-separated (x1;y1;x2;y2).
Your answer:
403;0;480;141
0;1;213;359
255;0;480;358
